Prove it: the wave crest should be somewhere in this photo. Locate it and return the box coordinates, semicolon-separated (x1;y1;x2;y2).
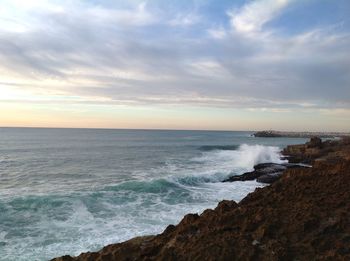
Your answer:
234;144;285;169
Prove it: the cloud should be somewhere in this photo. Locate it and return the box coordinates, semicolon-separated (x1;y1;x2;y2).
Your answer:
207;26;227;39
0;0;349;115
169;13;200;26
86;2;156;27
228;0;292;33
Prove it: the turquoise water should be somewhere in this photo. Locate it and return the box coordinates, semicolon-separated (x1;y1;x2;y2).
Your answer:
0;128;307;260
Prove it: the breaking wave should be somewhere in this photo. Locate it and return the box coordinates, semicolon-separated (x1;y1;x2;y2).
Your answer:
0;139;285;261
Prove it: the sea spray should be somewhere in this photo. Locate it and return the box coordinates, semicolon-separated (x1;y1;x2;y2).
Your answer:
233;144;286;168
191;143;286;179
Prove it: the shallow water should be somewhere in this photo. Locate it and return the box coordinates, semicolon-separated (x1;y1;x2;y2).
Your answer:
0;128;307;260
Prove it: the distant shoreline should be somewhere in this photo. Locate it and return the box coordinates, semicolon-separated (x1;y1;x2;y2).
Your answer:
253;130;350;138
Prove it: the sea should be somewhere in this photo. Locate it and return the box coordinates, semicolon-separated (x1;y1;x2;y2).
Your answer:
0;128;308;261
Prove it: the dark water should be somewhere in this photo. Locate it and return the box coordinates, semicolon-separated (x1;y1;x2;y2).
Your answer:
0;128;307;260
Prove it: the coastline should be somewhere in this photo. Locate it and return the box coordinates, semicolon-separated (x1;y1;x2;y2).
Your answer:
253;130;350;138
52;137;350;260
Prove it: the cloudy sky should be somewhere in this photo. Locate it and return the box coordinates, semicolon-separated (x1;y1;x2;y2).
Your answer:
0;0;349;131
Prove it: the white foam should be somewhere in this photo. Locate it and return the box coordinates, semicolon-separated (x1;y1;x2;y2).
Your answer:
190;143;285;177
0;231;7;242
0;144;282;261
233;144;286;169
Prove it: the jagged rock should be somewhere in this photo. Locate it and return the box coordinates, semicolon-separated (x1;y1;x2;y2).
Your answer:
222;163;305;184
283;137;350;164
256;172;283;183
215;200;238;213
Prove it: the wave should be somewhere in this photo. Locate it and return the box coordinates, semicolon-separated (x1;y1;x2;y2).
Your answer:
193;144;284;172
104;179;186;194
102;143;284;194
0;143;284;261
198;145;239;151
103;144;284;192
232;144;285;169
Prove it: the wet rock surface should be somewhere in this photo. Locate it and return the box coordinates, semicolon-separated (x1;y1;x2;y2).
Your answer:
52;138;350;261
222;162;307;184
223;136;350;184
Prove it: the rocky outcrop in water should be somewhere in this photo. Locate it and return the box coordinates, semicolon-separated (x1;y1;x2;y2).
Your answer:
222;162;307;184
223;136;350;184
52;138;350;261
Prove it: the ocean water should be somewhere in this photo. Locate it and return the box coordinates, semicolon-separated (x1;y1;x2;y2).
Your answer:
0;128;307;261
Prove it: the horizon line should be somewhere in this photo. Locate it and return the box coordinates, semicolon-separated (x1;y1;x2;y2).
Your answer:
0;126;348;133
0;125;253;132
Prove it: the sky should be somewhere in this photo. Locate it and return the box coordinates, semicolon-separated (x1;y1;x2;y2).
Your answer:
0;0;349;131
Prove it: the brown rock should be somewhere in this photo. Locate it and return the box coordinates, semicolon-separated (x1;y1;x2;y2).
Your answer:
306;136;322;148
283;137;350;164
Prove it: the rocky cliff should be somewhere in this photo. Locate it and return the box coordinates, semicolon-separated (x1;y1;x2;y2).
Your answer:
283;136;350;164
53;138;350;261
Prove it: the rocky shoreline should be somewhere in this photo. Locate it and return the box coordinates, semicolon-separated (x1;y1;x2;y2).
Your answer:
253;130;350;138
222;162;309;184
53;137;350;261
222;137;325;184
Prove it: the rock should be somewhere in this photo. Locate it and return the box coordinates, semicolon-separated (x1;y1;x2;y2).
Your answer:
283;137;350;164
306;136;322;148
253;130;283;137
256;172;283;183
254;163;287;172
179;214;199;226
222;170;260;182
223;137;350;184
223;163;305;184
163;225;176;234
215;200;238;213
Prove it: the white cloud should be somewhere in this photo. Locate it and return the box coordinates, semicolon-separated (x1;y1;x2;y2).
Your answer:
207;26;227;39
228;0;292;33
0;0;156;32
0;0;349;114
189;60;231;78
169;13;200;26
87;2;156;27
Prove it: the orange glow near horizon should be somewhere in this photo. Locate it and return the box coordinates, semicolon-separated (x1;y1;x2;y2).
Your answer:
1;101;350;132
